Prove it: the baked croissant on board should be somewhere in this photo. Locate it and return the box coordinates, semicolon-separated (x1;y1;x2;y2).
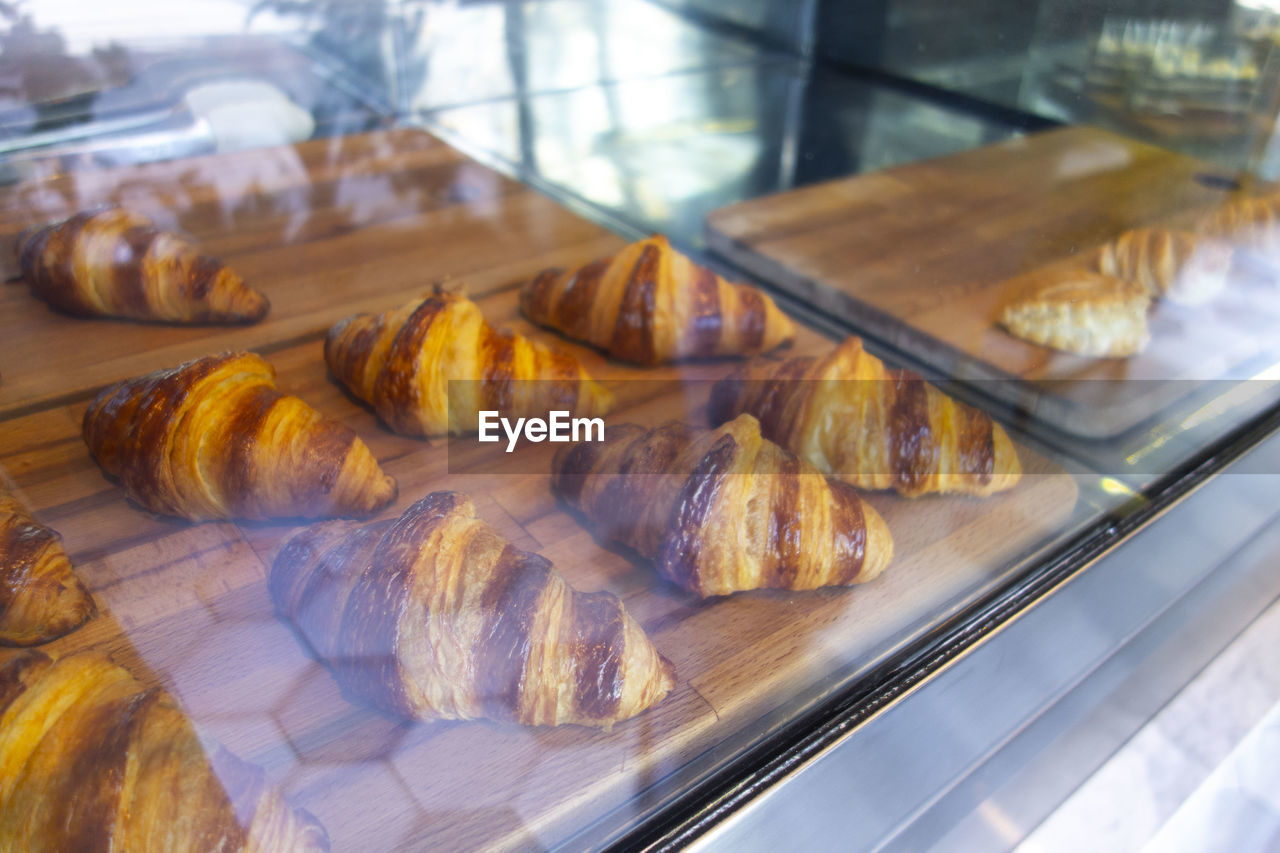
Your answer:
17;207;269;324
1092;227;1231;305
997;268;1151;357
269;491;674;728
83;352;397;521
325;289;614;437
710;338;1021;497
1;486;96;646
520;235;796;364
551;413;893;597
1196;192;1280;253
0;650;328;852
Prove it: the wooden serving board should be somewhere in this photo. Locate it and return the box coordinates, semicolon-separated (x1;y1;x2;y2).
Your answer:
0;129;1078;851
0;128;617;417
706;126;1280;438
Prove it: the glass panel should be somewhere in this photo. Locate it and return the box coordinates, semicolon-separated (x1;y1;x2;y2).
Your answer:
422;62;1025;245
401;0;767;111
1;1;1278;851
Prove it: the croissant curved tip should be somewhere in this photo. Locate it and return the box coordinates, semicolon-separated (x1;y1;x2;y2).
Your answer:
14;223;41;262
658;654;677;693
373;474;399;512
987;423;1022;493
859;501;894;582
241;290;270;323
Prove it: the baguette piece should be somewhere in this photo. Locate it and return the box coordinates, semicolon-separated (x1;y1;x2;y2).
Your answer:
520;235;795;364
18;208;269;324
325;289;613;438
83;352;396;521
999;267;1151;357
0;487;95;646
710;338;1021;497
551;413;893;597
269;491;674;728
0;650;328;851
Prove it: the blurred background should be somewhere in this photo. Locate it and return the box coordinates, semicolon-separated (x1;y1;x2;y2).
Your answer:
4;0;1279;245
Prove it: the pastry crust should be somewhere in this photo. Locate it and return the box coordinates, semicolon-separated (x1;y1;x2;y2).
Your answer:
83;352;397;521
0;488;95;647
999;268;1151;357
1196;193;1280;253
325;289;613;437
709;337;1021;497
551;413;893;597
17;208;269;324
520;235;795;364
269;491;674;728
1094;227;1230;305
0;650;328;851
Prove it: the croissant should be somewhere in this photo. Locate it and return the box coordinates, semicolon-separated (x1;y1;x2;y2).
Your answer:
551;413;893;597
0;650;328;851
1196;193;1280;253
83;352;397;521
269;491;674;728
997;267;1151;357
709;338;1021;497
17;208;269;324
1;487;95;646
325;289;614;437
520;235;796;365
1092;227;1231;305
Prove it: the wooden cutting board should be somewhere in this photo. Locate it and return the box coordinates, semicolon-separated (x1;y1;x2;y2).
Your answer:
706;126;1280;437
0;128;616;417
0;129;1078;851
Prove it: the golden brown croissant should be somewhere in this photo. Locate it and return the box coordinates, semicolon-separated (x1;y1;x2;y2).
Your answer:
1092;227;1231;305
83;352;397;521
520;235;796;365
269;491;674;728
1196;193;1280;252
17;207;269;324
0;650;328;851
1;486;95;646
325;289;614;437
551;413;892;597
710;338;1021;497
997;267;1151;357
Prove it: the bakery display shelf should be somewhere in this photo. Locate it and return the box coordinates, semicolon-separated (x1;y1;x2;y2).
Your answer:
0;128;1080;850
705;125;1280;441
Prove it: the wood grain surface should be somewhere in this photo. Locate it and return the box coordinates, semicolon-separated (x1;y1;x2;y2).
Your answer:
706;126;1280;436
0;129;1078;851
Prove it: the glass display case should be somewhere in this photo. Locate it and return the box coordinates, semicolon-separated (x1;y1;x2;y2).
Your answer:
1;1;1278;851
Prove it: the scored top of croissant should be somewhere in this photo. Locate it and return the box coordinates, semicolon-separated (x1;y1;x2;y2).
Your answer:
710;338;1022;497
83;351;397;521
270;491;674;728
0;488;96;647
325;288;614;437
0;650;328;851
552;413;893;597
18;207;269;325
520;235;796;365
1196;192;1280;250
1092;227;1231;305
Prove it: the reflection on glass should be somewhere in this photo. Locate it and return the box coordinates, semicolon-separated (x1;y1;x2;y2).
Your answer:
424;62;1026;246
404;0;760;110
